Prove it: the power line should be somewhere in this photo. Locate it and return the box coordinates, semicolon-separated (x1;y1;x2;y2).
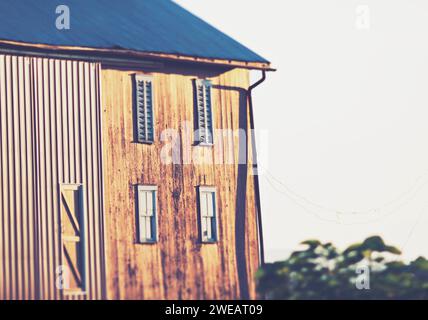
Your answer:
400;204;427;252
261;168;428;256
262;174;338;223
261;167;428;218
262;172;428;225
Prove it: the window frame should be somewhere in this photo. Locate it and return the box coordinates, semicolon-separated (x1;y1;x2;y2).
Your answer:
134;74;155;144
59;183;87;295
136;185;158;244
197;186;218;243
194;79;215;146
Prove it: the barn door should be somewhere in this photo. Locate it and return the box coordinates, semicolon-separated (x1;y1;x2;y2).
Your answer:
60;184;86;295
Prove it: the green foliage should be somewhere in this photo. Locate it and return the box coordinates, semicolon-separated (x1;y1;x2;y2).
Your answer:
256;236;428;300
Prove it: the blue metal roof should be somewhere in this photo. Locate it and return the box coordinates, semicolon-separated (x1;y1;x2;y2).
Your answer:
0;0;269;64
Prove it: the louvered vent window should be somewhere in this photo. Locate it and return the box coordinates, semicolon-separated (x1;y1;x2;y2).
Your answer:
135;75;154;143
194;79;214;145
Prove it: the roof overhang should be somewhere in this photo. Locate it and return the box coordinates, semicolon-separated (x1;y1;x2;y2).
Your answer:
0;39;275;71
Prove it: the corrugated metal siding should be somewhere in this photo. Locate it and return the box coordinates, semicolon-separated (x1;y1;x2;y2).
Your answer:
0;54;105;300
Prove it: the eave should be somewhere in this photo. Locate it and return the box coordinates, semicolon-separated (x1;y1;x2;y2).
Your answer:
0;39;275;71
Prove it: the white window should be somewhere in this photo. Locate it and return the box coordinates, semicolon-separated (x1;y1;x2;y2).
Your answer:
135;75;154;143
194;79;214;145
136;185;158;243
198;186;218;242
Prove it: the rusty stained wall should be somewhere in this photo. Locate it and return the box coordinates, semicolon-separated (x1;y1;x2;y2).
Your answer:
0;54;105;300
102;65;260;300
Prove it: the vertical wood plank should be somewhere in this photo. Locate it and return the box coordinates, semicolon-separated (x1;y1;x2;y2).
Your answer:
102;66;259;300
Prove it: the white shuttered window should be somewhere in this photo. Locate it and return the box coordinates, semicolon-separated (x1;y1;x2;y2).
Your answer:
194;79;214;145
135;75;154;143
136;185;158;243
198;186;218;242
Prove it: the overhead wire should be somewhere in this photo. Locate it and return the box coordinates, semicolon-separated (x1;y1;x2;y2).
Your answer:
261;169;428;225
261;165;428;217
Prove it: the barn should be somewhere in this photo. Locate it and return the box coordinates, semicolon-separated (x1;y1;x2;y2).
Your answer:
0;0;272;300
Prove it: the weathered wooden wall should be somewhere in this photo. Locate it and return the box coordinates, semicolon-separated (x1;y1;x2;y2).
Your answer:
102;65;260;299
0;54;105;300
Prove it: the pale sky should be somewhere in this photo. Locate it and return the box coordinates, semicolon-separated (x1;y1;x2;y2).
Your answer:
176;0;428;262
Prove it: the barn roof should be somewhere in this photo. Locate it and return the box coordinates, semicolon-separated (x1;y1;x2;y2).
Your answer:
0;0;270;68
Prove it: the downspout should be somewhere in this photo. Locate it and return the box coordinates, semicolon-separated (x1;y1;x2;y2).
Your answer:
248;70;266;266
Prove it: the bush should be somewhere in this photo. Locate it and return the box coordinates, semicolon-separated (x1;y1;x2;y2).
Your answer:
256;236;428;299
